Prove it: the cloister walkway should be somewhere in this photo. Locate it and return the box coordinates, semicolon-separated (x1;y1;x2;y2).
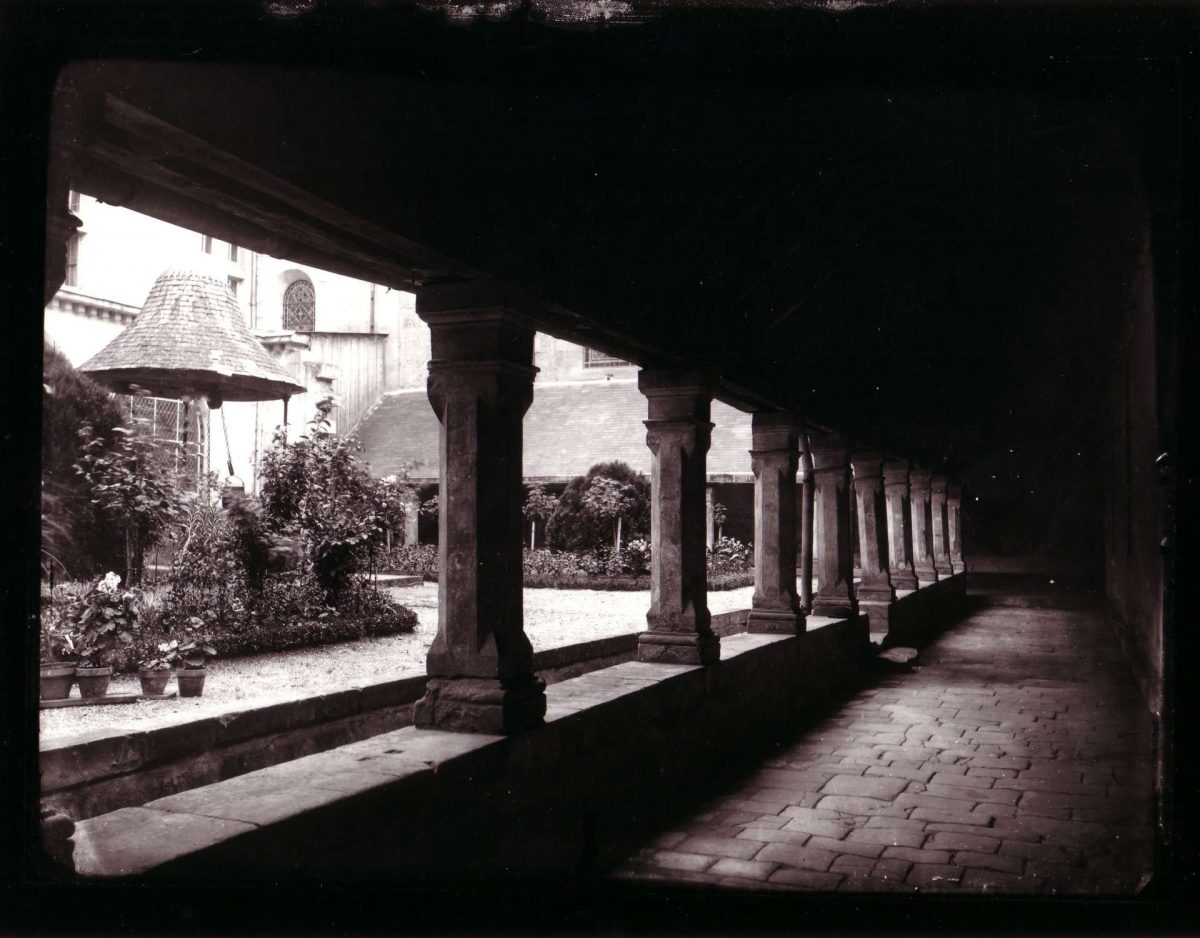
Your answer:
614;582;1156;894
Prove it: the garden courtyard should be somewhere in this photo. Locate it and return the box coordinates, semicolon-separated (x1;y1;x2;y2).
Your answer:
40;583;755;743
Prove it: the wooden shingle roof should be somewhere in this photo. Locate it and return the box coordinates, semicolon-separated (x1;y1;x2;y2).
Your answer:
355;378;755;483
80;269;306;402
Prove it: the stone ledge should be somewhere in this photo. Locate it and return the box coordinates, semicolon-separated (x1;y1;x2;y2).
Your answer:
41;630;657;821
71;614;869;879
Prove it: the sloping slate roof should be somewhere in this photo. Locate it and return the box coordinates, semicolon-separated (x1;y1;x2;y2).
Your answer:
355;378;755;482
80;270;306;402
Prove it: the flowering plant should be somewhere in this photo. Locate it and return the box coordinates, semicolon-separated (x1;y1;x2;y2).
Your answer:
139;640;179;671
73;572;139;667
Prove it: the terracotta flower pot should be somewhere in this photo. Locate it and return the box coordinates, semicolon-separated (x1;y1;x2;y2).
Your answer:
76;666;113;699
39;662;76;701
137;668;172;696
176;668;207;697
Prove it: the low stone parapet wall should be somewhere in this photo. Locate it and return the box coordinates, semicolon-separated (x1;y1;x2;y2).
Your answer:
72;615;870;879
42;631;646;822
859;572;968;648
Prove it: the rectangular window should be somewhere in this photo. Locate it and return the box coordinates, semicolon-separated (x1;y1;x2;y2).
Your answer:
65;233;80;287
583;348;630;368
228;276;242;299
67;190;80;213
201;234;213;254
229;243;239;263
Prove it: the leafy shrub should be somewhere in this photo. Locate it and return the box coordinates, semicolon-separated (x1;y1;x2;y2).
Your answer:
707;536;752;575
378;543;439;580
159;502;247;634
546;462;650;553
41;344;127;580
259;397;407;603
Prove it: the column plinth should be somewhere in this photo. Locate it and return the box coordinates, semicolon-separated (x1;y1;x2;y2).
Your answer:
411;285;546;734
883;461;920;591
638;370;719;665
808;433;857;619
747;413;803;634
851;451;896;603
910;468;939;584
931;475;952;577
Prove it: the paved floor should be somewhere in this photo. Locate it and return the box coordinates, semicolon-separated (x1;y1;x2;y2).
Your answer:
614;592;1156;894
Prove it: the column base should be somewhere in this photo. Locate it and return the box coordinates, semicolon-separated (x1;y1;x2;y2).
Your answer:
856;580;896;603
913;564;938;583
746;608;805;634
638;630;720;665
889;570;920;592
811;590;857;619
413;676;546;734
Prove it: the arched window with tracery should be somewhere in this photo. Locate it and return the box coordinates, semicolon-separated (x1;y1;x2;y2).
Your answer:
282;279;316;331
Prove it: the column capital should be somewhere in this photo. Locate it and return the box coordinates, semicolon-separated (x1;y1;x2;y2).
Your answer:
931;475;949;497
851;450;886;482
947;483;962;501
909;467;933;486
638;369;717;422
751;410;801;452
807;432;852;472
883;459;911;488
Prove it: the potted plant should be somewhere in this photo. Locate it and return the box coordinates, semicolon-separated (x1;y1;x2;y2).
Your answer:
175;618;216;697
39;620;78;701
74;572;138;698
137;640;178;696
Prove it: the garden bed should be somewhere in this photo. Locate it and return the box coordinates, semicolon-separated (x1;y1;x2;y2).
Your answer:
40;583;753;743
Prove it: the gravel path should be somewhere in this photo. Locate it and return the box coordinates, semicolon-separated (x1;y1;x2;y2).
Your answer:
40;585;752;744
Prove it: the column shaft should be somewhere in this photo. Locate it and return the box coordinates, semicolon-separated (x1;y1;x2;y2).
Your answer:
851;451;895;602
883;461;920;591
948;483;965;574
910;468;938;583
809;433;857;618
638;370;719;665
747;413;803;633
411;284;546;734
931;476;952;575
799;442;815;612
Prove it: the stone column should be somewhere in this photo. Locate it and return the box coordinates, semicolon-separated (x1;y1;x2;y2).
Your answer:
809;433;857;619
403;489;420;546
909;467;938;583
747;413;803;634
931;475;952;576
705;484;716;550
851;451;895;603
799;439;815;612
883;460;920;591
948;483;965;575
638;370;719;665
411;283;546;734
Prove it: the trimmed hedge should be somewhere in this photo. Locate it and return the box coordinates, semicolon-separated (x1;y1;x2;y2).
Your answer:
103;606;419;674
521;571;754;591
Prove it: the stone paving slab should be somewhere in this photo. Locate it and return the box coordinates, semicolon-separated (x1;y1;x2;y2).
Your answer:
611;594;1155;895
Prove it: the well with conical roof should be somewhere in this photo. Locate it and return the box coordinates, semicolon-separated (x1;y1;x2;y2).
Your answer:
79;269;306;403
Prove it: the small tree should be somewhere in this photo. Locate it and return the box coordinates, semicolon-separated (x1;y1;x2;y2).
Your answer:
582;475;639;552
258;396;391;604
523;484;559;550
712;500;728;542
75;404;188;587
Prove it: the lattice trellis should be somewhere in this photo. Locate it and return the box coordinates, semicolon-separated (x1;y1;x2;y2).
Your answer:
115;393;207;486
283;279;316;331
